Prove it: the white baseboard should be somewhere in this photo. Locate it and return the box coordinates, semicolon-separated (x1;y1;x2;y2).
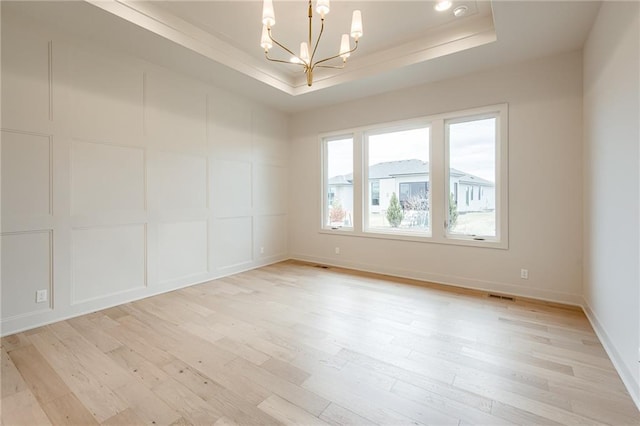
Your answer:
0;255;288;338
290;253;583;306
582;298;640;411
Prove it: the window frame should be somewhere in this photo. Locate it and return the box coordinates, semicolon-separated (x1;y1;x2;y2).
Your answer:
362;121;432;237
319;103;508;249
370;181;380;206
444;107;508;247
321;133;355;232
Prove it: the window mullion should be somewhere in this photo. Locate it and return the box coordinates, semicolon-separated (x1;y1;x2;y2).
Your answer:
430;119;446;243
353;131;364;233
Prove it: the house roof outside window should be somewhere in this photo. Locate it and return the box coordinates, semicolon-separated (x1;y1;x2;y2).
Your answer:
328;159;494;186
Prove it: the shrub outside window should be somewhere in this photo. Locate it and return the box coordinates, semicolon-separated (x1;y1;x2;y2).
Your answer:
321;104;508;248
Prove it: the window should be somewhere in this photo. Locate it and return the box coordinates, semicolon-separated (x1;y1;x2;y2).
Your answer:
447;116;498;239
365;126;430;234
321;104;508;248
323;136;353;229
371;181;380;206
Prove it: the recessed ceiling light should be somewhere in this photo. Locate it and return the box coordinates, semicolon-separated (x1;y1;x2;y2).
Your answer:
434;1;452;12
453;5;468;17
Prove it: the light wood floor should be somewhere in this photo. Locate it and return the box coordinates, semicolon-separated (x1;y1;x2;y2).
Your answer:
2;261;638;425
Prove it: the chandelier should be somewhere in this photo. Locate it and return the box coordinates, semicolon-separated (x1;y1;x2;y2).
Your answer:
260;0;363;87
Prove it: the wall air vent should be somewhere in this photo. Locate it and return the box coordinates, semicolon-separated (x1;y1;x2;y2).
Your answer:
488;293;515;302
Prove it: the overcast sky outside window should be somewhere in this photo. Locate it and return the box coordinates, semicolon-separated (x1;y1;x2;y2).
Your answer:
328;118;496;183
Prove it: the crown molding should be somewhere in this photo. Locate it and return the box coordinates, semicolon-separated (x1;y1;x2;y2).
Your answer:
86;0;496;97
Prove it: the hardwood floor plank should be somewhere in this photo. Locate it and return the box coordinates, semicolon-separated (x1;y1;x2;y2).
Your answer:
260;357;311;386
106;345;171;389
67;315;123;354
258;394;330;425
302;370;431;425
47;322;131;390
1;346;28;398
453;374;608;425
0;389;52;425
302;360;459;425
390;379;511;425
1;333;32;352
226;357;330;416
112;380;182;426
162;360;282;424
213;336;271;365
41;392;99;425
28;331;129;422
101;407;146;425
319;402;377;426
152;377;225;425
489;400;565;426
8;344;71;404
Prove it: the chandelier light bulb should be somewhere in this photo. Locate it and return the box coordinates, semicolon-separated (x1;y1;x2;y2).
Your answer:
260;25;272;51
299;42;310;64
340;34;351;59
350;10;363;40
316;0;330;18
262;0;275;27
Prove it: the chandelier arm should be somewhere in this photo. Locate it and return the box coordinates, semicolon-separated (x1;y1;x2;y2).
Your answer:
265;54;306;67
268;27;304;64
310;17;325;65
315;64;346;70
307;0;313;56
311;40;359;70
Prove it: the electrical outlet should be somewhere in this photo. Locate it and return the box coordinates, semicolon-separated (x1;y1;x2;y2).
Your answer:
260;246;264;254
520;269;529;279
35;289;48;303
335;247;340;254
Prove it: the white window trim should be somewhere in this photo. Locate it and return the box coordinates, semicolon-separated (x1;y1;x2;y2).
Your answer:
321;132;355;232
363;121;433;237
443;106;509;247
320;103;509;250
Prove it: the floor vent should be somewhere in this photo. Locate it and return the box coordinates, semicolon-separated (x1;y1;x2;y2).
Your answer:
488;293;515;301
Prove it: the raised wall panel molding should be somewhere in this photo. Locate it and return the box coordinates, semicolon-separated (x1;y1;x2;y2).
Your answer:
48;41;53;121
254;214;288;259
71;224;147;305
69;47;144;146
1;129;53;220
1;19;52;130
212;159;252;219
70;139;145;216
147;151;208;212
0;230;53;319
157;220;208;285
144;71;207;155
213;216;253;271
253;164;288;216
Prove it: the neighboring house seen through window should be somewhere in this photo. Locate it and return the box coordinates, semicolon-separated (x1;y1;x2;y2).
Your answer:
321;104;508;248
324;136;354;229
371;181;380;206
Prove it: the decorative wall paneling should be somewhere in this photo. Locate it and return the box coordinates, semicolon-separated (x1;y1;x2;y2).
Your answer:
0;9;289;335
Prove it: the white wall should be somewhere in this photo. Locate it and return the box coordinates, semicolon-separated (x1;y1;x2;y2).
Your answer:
290;51;584;305
0;7;289;336
583;1;640;408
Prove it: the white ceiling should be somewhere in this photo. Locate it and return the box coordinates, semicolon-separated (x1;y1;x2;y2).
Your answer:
5;1;601;113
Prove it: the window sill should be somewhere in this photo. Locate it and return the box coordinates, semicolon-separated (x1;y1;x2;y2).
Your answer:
319;227;508;249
